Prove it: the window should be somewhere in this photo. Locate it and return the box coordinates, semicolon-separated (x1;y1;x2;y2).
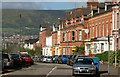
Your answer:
106;23;108;36
101;43;104;52
102;24;104;36
78;30;82;41
96;25;97;37
99;24;101;37
68;32;70;41
63;33;66;41
93;26;94;38
110;22;112;36
94;43;97;53
97;25;99;37
72;31;75;41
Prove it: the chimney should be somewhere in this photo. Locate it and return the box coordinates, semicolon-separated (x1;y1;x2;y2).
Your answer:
53;24;55;31
105;3;108;11
40;27;42;31
98;7;100;13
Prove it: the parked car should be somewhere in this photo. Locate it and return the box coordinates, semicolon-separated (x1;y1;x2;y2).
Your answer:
56;55;62;64
75;55;89;60
92;57;100;73
21;54;34;65
32;56;40;62
10;53;22;68
67;55;73;65
2;53;13;69
46;56;53;63
72;57;98;76
69;55;77;66
60;55;68;64
52;55;58;63
39;56;44;62
42;56;48;63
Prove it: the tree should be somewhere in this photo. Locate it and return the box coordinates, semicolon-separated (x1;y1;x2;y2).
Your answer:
75;46;85;55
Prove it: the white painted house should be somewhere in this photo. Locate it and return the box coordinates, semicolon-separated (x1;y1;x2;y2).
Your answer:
42;35;52;56
24;39;38;50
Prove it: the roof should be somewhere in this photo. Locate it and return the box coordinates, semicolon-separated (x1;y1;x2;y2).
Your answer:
98;3;105;9
24;39;39;44
66;8;91;20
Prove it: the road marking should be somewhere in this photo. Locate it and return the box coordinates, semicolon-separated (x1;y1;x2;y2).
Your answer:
1;72;12;76
46;66;57;77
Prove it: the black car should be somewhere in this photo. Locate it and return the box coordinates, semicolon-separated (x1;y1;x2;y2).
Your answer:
10;53;22;68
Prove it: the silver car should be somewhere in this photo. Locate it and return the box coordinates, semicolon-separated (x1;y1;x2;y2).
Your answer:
72;57;97;76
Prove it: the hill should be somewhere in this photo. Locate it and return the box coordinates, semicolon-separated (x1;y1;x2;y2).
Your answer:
2;9;67;36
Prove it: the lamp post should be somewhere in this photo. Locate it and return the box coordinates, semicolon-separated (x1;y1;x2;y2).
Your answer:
19;14;22;51
108;35;110;74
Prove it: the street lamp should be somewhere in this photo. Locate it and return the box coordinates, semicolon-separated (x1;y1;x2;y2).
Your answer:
108;35;110;74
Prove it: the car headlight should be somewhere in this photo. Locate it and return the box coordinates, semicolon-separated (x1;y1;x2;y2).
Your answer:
89;67;96;70
73;67;80;69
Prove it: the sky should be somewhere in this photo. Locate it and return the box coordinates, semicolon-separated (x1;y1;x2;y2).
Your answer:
2;2;87;10
1;0;109;10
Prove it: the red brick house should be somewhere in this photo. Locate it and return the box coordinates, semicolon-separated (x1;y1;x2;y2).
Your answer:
85;2;120;55
60;8;91;55
39;27;51;48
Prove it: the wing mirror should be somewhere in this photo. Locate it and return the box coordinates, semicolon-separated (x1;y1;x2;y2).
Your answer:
94;63;98;65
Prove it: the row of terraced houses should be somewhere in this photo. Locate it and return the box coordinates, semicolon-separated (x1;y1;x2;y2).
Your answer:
39;1;120;56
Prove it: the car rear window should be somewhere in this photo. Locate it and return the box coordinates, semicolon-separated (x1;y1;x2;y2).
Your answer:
10;54;19;58
21;54;30;57
48;56;52;58
63;55;67;58
76;58;93;64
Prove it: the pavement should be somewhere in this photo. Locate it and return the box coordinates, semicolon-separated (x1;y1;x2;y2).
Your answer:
99;63;119;77
0;62;120;77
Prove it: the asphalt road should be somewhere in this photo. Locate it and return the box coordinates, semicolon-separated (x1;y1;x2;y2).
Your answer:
1;62;119;77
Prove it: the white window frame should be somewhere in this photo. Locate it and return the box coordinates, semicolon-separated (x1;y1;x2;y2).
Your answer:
78;30;82;41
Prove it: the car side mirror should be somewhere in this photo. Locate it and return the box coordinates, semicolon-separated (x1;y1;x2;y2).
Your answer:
94;63;98;65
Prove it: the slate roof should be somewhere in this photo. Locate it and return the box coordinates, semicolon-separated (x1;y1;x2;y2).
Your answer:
25;39;39;44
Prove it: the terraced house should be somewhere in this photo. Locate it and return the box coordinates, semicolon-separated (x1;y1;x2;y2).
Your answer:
85;2;120;55
60;8;90;55
39;1;120;56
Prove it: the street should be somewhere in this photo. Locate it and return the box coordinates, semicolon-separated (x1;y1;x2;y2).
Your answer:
1;62;119;77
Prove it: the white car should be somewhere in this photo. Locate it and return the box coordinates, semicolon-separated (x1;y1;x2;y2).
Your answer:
42;56;47;62
42;56;52;63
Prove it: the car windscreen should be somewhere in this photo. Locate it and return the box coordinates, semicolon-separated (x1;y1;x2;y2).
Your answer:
62;55;67;58
75;58;93;64
48;56;52;58
21;54;30;57
10;54;19;58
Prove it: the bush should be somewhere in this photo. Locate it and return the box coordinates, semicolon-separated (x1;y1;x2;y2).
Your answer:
75;46;85;55
95;51;115;63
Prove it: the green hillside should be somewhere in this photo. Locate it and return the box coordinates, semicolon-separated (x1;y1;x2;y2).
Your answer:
2;9;67;36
